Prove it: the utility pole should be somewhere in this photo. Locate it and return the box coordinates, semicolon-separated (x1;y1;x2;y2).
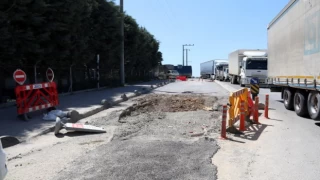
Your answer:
182;44;194;66
120;0;125;85
185;49;190;66
97;54;100;89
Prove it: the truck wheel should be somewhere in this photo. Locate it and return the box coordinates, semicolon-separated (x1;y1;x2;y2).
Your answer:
293;91;308;117
236;77;240;84
307;91;320;120
283;88;294;110
231;76;236;84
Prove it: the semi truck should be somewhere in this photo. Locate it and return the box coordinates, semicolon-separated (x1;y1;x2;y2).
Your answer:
215;62;229;81
228;49;268;87
224;68;229;81
200;59;228;79
175;65;192;78
267;0;320;120
154;64;178;79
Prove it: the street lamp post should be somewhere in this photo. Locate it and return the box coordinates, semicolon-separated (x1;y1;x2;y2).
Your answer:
34;60;42;83
182;44;194;66
185;49;190;66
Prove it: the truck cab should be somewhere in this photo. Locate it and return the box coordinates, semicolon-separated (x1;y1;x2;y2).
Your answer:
239;51;268;87
224;67;229;81
215;63;228;81
214;61;228;80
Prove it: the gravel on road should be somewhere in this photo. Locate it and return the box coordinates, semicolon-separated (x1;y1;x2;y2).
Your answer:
6;81;230;180
54;94;227;180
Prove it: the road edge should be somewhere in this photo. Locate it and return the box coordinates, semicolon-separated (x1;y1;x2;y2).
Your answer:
213;80;237;93
1;80;174;148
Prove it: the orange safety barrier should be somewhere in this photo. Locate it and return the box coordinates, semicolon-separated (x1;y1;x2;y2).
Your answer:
220;105;227;139
176;76;187;81
253;96;259;123
228;88;249;127
15;82;59;115
247;90;254;116
265;94;269;119
239;100;246;131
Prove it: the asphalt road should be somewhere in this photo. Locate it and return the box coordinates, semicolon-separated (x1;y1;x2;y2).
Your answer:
5;80;228;180
8;79;320;180
213;80;320;180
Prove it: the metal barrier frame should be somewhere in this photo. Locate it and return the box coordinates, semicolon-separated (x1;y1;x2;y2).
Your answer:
228;88;249;127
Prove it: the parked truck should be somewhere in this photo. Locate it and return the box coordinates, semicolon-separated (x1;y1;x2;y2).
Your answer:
215;62;229;81
154;64;179;79
200;59;228;79
228;49;268;87
267;0;320;120
175;65;192;78
224;68;229;81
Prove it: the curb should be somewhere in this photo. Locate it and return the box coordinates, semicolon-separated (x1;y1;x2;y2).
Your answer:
3;80;173;147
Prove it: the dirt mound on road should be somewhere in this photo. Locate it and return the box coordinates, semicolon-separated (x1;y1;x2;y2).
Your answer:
134;94;207;113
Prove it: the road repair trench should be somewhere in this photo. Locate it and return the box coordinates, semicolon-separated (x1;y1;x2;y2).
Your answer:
54;94;228;180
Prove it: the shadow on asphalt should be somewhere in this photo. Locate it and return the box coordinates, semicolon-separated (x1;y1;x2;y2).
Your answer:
227;138;246;144
276;100;284;103
268;118;283;122
234;123;271;141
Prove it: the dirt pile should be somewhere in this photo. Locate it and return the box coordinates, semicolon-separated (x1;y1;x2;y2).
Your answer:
134;94;206;113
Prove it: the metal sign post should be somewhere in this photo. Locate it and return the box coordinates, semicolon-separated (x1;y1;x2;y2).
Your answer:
13;69;27;85
54;117;106;135
250;77;260;100
46;68;54;82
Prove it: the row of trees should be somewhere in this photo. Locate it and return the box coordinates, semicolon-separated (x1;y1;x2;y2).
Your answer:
0;0;163;82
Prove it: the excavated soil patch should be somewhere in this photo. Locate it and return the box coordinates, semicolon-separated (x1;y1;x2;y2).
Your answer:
131;94;217;113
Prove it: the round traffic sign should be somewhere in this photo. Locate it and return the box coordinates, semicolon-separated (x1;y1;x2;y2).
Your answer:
46;68;54;82
13;69;27;85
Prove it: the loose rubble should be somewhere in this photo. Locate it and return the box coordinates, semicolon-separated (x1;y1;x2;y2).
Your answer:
114;94;228;140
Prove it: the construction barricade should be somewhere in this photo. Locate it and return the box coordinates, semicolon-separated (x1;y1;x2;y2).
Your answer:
228;88;249;128
221;87;263;136
176;76;187;81
15;82;59;114
13;68;59;120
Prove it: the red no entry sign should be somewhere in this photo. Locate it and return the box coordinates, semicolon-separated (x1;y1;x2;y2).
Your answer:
46;68;54;82
13;69;27;85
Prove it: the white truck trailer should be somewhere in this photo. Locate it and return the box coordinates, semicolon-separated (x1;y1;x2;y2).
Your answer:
267;0;320;119
228;49;268;87
200;59;228;79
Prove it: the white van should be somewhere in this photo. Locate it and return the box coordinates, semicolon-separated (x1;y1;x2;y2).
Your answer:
0;141;7;180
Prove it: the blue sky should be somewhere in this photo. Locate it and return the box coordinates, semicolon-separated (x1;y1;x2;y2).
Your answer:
115;0;289;76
